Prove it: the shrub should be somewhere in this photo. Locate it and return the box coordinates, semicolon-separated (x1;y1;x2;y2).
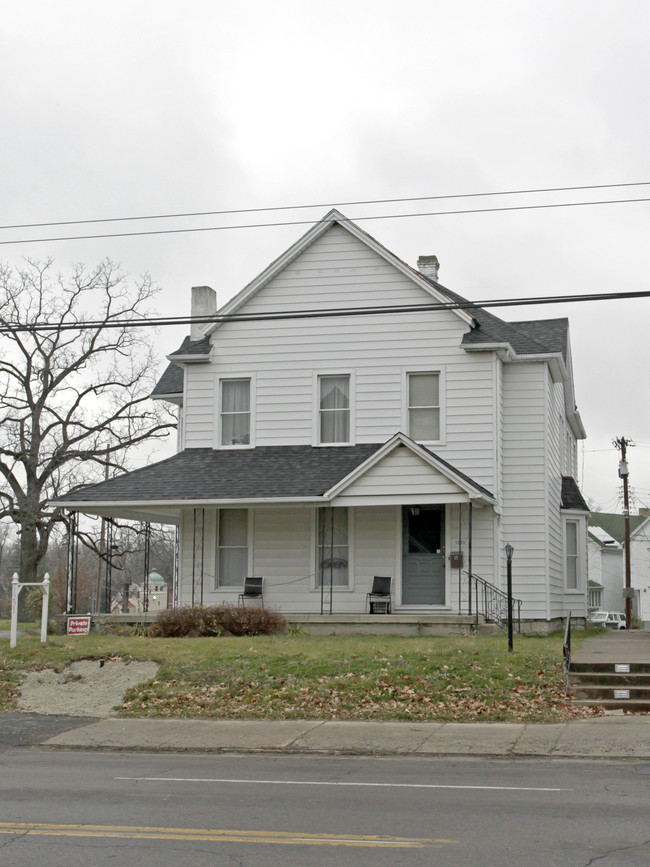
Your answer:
150;605;286;638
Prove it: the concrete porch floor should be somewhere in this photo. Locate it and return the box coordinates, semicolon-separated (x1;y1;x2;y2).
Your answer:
284;613;498;636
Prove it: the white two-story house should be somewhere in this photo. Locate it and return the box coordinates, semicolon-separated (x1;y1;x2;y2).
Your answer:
57;210;589;631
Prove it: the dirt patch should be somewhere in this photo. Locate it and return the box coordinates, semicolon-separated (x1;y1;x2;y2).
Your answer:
17;658;159;718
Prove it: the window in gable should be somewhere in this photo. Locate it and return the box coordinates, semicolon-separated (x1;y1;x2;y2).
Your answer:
220;378;251;446
408;372;440;441
319;375;350;444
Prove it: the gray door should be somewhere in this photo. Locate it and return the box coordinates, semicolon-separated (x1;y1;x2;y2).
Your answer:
402;506;445;604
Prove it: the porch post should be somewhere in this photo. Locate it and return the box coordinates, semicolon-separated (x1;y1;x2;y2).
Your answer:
143;522;151;613
458;504;462;613
468;501;473;615
200;508;205;607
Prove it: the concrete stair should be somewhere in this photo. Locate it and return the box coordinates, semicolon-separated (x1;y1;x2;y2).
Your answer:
568;631;650;712
569;662;650;712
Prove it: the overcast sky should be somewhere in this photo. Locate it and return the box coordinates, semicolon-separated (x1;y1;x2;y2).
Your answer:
2;0;649;511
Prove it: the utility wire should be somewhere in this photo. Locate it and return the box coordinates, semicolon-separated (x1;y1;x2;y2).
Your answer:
2;196;650;247
2;180;649;232
1;288;649;334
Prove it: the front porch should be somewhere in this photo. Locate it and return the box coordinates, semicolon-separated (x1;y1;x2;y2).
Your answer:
79;610;500;637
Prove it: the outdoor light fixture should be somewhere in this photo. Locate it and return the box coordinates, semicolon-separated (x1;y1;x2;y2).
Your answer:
505;543;514;652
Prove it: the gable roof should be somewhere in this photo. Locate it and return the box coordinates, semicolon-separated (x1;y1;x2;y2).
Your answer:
326;433;495;504
53;439;494;512
588;511;646;542
203;209;476;335
151;210;583;439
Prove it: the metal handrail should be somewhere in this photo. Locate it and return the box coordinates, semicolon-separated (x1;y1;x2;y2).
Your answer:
563;611;572;697
461;571;522;632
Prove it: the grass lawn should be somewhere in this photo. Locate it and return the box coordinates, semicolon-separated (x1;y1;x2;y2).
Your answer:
0;630;600;723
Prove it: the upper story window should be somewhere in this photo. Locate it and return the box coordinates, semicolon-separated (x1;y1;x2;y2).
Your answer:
319;375;350;444
408;372;440;441
220;378;250;446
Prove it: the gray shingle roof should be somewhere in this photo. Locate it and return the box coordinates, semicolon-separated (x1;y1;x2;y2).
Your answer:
151;335;211;398
168;335;211;358
418;276;569;360
56;443;494;505
151;362;183;397
58;445;384;502
561;477;590;512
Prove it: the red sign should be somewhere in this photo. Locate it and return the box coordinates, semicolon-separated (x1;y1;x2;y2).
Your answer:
67;616;91;635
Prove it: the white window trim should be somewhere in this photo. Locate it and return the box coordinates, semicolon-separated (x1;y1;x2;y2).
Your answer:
564;516;584;593
216;374;256;449
214;507;253;589
312;371;356;446
401;366;446;445
311;506;355;591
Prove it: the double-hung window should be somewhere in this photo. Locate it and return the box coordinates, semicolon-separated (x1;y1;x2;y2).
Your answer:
319;375;350;444
317;507;349;588
565;520;579;590
217;509;248;587
408;372;440;441
221;378;250;446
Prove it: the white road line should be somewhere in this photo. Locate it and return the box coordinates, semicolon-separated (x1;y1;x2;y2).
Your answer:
116;776;571;792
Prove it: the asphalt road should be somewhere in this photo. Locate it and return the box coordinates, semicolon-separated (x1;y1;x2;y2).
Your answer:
0;750;648;865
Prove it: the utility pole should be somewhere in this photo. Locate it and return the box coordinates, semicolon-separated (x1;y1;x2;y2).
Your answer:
614;437;633;629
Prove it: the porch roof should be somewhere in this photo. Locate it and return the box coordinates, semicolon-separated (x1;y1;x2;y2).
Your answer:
52;441;495;522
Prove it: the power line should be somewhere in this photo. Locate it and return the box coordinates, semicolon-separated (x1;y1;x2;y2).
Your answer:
1;287;649;334
2;180;649;232
2;196;650;247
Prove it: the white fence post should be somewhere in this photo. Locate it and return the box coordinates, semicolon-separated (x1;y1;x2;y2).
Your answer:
9;573;51;649
40;574;50;644
10;574;20;649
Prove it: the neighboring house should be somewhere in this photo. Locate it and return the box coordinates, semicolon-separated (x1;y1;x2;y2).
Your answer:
54;210;589;631
588;510;650;624
111;570;171;614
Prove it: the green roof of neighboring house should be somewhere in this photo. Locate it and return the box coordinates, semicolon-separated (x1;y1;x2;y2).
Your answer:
588;512;646;544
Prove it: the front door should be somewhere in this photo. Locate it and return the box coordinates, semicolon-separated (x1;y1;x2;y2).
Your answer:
401;506;446;604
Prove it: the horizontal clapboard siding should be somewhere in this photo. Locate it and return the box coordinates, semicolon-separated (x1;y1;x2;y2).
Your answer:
501;363;549;619
183;225;497;489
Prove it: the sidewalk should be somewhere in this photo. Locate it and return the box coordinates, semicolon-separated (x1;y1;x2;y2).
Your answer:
43;714;650;759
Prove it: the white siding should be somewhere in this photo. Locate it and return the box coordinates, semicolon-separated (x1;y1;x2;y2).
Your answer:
183;366;215;448
501;363;549;618
546;375;565;617
183;224;498;491
333;446;468;505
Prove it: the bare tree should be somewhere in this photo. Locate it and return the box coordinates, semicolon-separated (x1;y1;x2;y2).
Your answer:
0;259;176;587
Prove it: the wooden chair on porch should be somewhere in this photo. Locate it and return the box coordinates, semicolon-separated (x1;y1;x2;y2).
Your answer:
366;576;392;614
238;576;264;607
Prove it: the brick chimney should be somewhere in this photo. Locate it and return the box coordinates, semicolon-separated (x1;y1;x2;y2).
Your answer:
190;285;216;341
417;255;440;282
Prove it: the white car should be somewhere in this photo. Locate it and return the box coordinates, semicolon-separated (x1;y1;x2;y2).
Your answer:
587;611;608;627
604;611;627;630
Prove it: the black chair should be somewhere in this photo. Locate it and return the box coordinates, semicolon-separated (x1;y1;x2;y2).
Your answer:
238;576;264;607
366;576;391;614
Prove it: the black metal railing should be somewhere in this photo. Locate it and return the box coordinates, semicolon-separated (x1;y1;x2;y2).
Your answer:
563;611;572;697
460;571;522;632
